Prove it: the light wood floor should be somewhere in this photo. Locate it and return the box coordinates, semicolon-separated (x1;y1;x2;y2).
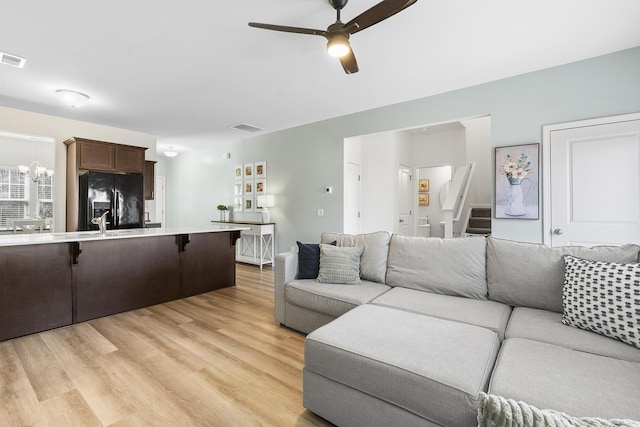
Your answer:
0;264;333;427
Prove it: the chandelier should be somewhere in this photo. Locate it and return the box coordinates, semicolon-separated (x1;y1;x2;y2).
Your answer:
18;160;53;183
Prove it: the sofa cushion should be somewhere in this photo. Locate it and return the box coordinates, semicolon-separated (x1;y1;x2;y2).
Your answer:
562;255;640;349
317;244;363;285
385;235;488;299
486;237;640;313
285;279;390;318
489;338;640;420
505;307;640;363
305;304;501;427
296;241;336;279
321;231;391;283
371;287;512;341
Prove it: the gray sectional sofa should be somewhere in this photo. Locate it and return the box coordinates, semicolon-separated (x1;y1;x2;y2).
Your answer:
274;232;640;426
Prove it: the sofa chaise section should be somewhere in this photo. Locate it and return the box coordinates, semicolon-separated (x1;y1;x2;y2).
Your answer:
304;304;501;427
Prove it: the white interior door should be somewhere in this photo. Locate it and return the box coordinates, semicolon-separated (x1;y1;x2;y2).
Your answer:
344;162;360;234
398;165;412;235
544;114;640;246
155;176;166;226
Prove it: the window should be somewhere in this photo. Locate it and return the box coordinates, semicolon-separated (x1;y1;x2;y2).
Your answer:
37;174;54;219
0;167;28;230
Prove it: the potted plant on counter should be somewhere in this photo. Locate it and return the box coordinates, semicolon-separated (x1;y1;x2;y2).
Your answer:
217;204;228;221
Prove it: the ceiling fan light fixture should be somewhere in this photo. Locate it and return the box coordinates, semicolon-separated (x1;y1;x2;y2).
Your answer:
327;34;351;58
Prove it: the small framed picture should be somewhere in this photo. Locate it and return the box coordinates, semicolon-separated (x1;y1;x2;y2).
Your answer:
418;179;430;192
255;161;266;178
418;193;430;206
244;163;254;178
234;164;243;180
234;182;242;196
255;178;266;195
234;196;243;212
244;180;254;195
243;196;254;213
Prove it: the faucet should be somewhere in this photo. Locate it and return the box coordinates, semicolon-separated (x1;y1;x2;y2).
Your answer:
91;211;109;235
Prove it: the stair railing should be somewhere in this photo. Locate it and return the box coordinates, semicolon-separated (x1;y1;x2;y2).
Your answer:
441;162;476;238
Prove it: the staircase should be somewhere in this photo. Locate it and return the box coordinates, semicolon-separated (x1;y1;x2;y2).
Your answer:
465;207;492;235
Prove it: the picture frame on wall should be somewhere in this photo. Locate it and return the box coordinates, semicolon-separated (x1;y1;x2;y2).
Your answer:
234;196;243;212
234;182;242;196
255;161;266;178
243;197;254;212
244;180;254;195
495;143;539;219
255;178;266;195
418;193;430;206
418;179;430;192
244;163;254;178
234;164;243;180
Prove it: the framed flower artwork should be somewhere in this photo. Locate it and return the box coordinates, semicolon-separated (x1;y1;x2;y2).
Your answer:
495;143;539;219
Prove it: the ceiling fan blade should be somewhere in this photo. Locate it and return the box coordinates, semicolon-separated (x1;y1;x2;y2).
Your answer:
248;22;327;37
339;49;359;74
345;0;417;35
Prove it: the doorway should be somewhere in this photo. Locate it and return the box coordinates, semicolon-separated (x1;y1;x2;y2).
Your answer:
543;113;640;246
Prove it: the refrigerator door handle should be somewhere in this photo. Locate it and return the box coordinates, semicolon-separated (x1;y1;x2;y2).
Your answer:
114;190;119;229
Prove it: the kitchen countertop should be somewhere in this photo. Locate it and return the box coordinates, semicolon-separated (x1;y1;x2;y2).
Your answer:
0;224;249;247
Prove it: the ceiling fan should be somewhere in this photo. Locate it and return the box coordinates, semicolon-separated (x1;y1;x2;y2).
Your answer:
249;0;417;74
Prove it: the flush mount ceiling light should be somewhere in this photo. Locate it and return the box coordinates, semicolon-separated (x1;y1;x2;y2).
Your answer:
164;147;178;158
55;89;90;108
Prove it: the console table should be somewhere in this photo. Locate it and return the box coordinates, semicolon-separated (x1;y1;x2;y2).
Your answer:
211;221;275;268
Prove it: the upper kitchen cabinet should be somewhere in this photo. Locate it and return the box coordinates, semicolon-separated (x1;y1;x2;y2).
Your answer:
65;137;146;174
144;161;156;200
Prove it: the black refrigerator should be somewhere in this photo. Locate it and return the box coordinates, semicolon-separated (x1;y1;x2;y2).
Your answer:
78;171;144;231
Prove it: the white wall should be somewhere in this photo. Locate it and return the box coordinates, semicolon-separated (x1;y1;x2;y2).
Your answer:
164;47;640;251
0;106;156;232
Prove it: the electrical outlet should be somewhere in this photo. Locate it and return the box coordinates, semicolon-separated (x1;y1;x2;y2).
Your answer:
317;209;324;217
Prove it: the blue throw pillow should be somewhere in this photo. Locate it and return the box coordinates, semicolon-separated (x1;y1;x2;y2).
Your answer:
297;240;336;279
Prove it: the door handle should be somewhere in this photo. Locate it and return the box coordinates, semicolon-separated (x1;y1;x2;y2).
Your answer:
399;219;405;223
553;229;563;235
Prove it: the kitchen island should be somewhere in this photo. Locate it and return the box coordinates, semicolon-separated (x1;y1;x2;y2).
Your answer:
0;225;246;342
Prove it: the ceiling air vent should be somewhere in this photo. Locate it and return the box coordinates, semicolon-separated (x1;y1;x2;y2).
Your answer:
1;51;26;68
232;123;263;133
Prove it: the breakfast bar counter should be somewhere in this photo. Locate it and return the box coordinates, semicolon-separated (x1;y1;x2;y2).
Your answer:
0;225;246;342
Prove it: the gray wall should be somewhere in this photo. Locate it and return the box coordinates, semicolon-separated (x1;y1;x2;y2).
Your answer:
164;47;640;253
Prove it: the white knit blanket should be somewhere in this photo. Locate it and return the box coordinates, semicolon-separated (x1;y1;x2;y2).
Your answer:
477;393;640;427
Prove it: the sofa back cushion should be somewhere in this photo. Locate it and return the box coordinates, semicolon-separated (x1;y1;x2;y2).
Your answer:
385;235;488;299
321;231;391;284
486;237;640;313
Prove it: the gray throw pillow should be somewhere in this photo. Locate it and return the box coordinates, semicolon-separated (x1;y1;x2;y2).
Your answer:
320;231;391;283
563;255;640;349
317;244;364;285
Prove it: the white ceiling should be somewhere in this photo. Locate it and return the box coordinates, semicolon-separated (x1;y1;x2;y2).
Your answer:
1;1;639;154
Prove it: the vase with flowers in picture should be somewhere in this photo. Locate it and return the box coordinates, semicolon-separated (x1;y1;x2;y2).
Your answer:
501;153;533;216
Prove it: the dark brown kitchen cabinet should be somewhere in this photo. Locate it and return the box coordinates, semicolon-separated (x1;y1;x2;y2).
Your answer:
65;137;146;174
115;145;145;173
77;138;115;170
75;236;180;322
0;243;73;341
144;161;156;200
180;232;237;297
